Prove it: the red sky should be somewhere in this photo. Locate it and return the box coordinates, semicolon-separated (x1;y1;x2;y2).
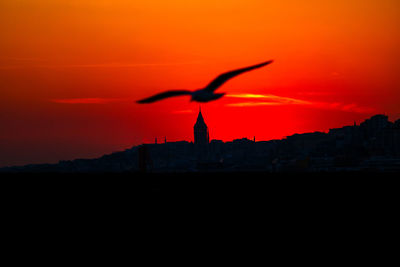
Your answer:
1;0;400;167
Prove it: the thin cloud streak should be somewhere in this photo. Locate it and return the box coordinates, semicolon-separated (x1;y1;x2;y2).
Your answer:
227;93;311;105
0;61;202;70
226;93;375;114
50;98;130;104
227;102;282;107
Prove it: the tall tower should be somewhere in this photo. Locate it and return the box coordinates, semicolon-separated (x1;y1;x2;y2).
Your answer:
194;107;209;145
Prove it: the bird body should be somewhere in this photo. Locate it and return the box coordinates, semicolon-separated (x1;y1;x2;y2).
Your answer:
137;60;273;104
191;91;225;102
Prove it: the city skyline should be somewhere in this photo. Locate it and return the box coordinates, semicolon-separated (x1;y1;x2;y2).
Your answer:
1;110;399;172
0;103;399;168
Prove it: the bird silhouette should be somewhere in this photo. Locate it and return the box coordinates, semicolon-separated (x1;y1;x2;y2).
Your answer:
136;60;273;103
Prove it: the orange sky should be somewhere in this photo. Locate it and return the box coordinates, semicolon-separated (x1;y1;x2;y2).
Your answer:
1;0;400;166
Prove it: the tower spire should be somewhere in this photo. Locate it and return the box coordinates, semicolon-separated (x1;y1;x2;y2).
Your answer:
194;106;209;145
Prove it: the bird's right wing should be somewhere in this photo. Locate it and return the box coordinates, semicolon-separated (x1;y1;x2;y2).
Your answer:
136;90;192;103
204;60;274;92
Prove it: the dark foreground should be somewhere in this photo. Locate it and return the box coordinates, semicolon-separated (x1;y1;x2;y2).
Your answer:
2;171;398;239
1;170;397;265
1;171;399;197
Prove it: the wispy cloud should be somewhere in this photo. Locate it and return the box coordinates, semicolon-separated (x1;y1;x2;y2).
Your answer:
318;102;376;114
50;98;129;104
227;94;311;105
62;61;202;68
226;93;375;114
0;61;202;70
227;102;283;107
2;57;48;62
50;93;375;114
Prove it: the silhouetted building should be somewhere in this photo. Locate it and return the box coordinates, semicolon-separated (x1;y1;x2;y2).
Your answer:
360;114;390;139
138;145;153;172
194;107;209;145
194;108;210;161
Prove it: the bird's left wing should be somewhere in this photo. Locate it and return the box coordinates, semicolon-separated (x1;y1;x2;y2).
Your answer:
136;90;192;103
204;60;273;92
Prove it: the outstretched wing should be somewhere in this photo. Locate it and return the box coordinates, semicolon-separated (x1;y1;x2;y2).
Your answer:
136;90;192;103
204;60;274;92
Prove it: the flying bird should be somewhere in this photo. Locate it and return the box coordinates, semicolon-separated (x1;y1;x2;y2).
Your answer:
136;60;273;103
